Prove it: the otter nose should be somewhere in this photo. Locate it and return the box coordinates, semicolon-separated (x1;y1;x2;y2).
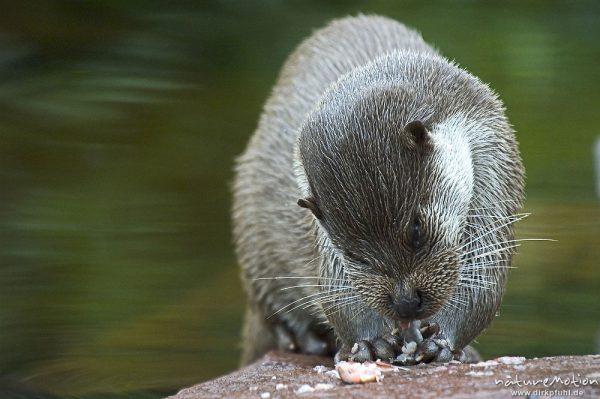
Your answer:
390;289;423;319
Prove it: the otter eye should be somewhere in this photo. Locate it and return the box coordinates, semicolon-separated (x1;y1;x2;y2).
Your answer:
344;251;369;265
412;218;422;249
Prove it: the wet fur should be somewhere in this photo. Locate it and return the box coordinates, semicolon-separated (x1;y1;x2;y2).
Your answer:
233;15;524;364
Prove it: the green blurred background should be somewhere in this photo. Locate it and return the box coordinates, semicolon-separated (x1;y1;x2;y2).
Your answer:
0;1;599;398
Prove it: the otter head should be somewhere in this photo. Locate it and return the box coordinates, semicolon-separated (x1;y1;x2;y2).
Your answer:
294;80;474;323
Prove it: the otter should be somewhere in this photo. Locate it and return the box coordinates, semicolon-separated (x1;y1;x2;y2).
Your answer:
233;15;524;365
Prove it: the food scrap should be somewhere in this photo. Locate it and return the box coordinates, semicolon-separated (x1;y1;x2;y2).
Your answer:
336;361;383;383
335;360;403;384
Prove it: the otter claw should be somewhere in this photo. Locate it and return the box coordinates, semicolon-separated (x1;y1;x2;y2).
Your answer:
335;323;461;365
452;349;467;363
415;339;438;362
372;337;395;360
420;322;440;338
335;335;398;363
392;322;459;366
380;333;402;352
349;340;375;362
395;353;417;366
401;320;423;343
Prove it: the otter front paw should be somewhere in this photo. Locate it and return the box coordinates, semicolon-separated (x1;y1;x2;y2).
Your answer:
334;322;466;365
335;334;402;363
273;323;333;357
392;321;462;365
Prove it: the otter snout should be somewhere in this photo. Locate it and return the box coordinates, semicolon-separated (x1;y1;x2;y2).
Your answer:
389;287;424;320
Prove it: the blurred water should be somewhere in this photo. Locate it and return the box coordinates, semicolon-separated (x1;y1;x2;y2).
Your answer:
0;1;599;398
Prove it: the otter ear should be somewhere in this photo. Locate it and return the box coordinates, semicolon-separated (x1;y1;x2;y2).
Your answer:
297;197;323;219
404;120;431;146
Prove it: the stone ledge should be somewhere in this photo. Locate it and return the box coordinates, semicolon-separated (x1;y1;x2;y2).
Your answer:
167;352;600;399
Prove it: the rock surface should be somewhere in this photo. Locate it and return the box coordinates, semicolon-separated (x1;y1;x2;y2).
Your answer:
166;351;600;399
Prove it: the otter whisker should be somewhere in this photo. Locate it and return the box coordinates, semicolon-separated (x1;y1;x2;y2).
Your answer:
448;291;469;303
286;292;354;316
460;240;522;259
471;237;555;249
347;301;371;324
310;243;338;251
312;292;357;310
321;296;362;315
330;298;369;322
460;286;493;292
269;287;350;318
460;237;553;261
462;265;517;271
467;199;522;211
445;298;466;312
465;245;520;263
279;284;348;291
460;214;531;251
459;276;496;284
462;258;509;266
459;283;496;290
467;211;529;219
301;253;325;268
254;276;348;282
458;281;496;290
464;215;527;230
304;294;359;314
461;260;516;270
